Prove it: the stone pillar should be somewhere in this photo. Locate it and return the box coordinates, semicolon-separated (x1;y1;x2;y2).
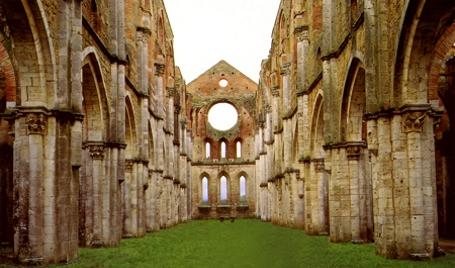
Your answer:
281;62;291;113
346;144;368;243
327;146;351;242
13;108;80;264
283;118;292;170
294;173;305;229
154;60;165;118
372;115;397;256
86;142;105;246
368;108;437;259
123;160;134;237
307;158;328;234
145;171;154;232
402;110;436;257
16;112;46;263
295;25;309;93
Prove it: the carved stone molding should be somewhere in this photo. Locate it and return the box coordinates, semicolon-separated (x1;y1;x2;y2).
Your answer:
313;158;325;173
26;113;46;135
403;111;426;133
346;145;363;160
125;160;134;173
280;63;291;76
86;143;105;160
154;63;165;76
295;26;309;42
166;87;175;98
271;88;280;97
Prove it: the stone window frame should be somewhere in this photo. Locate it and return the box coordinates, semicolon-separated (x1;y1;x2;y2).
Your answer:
217;172;231;205
220;138;227;159
200;174;210;205
235;138;242;159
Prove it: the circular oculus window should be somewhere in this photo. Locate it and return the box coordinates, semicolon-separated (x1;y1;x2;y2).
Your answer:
219;79;229;88
208;102;238;131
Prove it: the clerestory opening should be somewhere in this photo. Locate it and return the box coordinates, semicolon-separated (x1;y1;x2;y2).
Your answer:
208;102;238;131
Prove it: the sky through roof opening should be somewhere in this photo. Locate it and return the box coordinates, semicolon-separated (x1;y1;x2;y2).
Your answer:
208;103;238;131
164;0;281;82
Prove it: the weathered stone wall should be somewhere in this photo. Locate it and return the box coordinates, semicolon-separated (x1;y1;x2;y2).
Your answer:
188;61;257;219
0;0;193;265
255;0;455;260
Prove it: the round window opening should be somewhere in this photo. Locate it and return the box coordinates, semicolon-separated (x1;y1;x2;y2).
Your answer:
219;79;229;88
208;103;238;131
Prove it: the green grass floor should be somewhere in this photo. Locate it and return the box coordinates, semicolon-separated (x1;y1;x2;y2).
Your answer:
6;219;455;268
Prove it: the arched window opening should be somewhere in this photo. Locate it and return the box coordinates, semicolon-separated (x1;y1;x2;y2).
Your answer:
220;176;228;203
239;176;247;203
205;142;211;159
236;141;242;158
221;141;227;159
202;177;209;204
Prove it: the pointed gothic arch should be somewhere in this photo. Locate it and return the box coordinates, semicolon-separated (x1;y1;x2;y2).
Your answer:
217;171;230;204
79;50;110;247
125;95;138;159
237;171;249;204
311;93;324;158
340;58;366;142
199;172;210;204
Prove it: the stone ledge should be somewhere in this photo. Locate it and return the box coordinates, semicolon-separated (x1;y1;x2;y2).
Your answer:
323;141;367;150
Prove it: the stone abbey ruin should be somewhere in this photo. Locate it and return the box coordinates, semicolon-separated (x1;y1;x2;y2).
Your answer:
0;0;454;264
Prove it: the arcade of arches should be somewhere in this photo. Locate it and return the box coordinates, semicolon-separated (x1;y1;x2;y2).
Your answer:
0;0;454;265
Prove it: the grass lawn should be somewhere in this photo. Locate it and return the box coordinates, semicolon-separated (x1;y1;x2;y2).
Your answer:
5;219;455;268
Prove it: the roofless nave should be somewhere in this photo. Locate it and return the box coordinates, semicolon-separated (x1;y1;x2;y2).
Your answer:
0;0;454;265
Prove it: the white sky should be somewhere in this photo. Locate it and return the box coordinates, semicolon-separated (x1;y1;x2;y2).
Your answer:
208;103;238;131
164;0;281;83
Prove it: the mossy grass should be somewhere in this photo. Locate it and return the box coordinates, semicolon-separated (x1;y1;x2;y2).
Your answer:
7;219;455;268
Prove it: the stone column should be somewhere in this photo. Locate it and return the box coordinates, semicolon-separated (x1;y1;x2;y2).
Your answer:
346;143;368;243
145;170;154;232
87;142;105;246
402;110;435;257
123;160;134;237
154;59;165;118
295;25;309;93
308;158;328;234
281;62;291;112
327;146;351;242
16;112;46;263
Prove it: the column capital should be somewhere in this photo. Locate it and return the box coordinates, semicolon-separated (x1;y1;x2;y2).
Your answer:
85;142;105;160
125;159;134;173
26;113;46;135
154;63;165;77
166;87;175;98
403;111;426;133
280;63;291;76
312;158;325;173
346;145;363;160
271;88;280;97
294;25;309;42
